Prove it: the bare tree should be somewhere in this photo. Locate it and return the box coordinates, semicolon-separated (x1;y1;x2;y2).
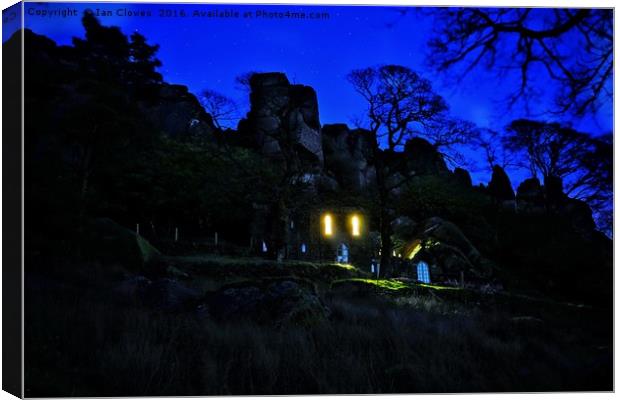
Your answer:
347;65;447;276
473;128;521;173
199;89;239;129
421;117;478;168
428;8;612;115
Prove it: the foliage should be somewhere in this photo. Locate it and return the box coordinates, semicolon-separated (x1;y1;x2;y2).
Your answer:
398;174;492;223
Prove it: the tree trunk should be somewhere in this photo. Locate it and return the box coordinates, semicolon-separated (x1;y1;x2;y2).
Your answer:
379;201;392;278
373;144;391;278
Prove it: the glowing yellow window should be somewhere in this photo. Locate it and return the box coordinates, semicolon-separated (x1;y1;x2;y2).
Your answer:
323;214;333;236
351;215;361;237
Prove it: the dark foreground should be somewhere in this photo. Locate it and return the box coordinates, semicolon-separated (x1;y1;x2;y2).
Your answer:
25;256;612;396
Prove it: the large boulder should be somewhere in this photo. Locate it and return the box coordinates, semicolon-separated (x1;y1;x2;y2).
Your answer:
239;73;323;165
402;137;448;175
322;124;376;191
207;279;329;326
421;217;480;262
453;167;472;187
488;165;515;201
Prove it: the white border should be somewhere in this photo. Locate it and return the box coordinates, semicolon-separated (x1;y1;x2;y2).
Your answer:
0;1;616;400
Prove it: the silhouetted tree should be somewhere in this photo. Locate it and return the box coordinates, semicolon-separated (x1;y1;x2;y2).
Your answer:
504;119;612;230
199;89;239;129
128;32;163;86
73;10;130;81
421;117;478;168
428;8;612;115
347;65;447;276
473;128;519;173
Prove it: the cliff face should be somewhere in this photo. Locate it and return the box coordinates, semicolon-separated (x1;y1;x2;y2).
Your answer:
144;83;218;139
322;124;376;191
238;73;324;166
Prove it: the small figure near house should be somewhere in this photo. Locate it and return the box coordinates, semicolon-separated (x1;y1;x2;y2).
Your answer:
337;243;349;263
370;258;379;278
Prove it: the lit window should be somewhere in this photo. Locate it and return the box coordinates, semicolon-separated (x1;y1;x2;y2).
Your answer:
262;241;268;253
323;214;333;236
417;261;431;284
351;215;360;236
301;243;307;253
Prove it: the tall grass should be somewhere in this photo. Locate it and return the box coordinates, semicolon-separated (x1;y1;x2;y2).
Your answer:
25;270;612;396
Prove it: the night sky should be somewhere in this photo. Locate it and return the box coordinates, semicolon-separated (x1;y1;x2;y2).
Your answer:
6;2;613;185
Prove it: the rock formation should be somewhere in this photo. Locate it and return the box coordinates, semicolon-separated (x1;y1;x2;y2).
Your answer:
402;137;449;175
238;72;323;166
322;124;376;191
143;83;218;139
516;177;546;214
453;167;472;187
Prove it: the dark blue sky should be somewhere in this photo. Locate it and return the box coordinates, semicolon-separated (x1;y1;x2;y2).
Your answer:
8;2;613;185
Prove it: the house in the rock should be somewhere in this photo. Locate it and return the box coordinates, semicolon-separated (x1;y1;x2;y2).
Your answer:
249;204;376;266
290;207;375;265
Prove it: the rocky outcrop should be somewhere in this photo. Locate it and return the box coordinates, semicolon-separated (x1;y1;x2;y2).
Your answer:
488;165;515;201
322;124;376;191
453;167;472;187
421;217;481;263
488;165;516;210
516;178;545;214
238;73;323;166
561;198;597;235
142;83;218;139
402;137;449;175
515;176;597;236
380;137;449;192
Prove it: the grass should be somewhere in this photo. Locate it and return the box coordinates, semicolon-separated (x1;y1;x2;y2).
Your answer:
24;256;613;396
160;254;368;293
335;278;413;292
